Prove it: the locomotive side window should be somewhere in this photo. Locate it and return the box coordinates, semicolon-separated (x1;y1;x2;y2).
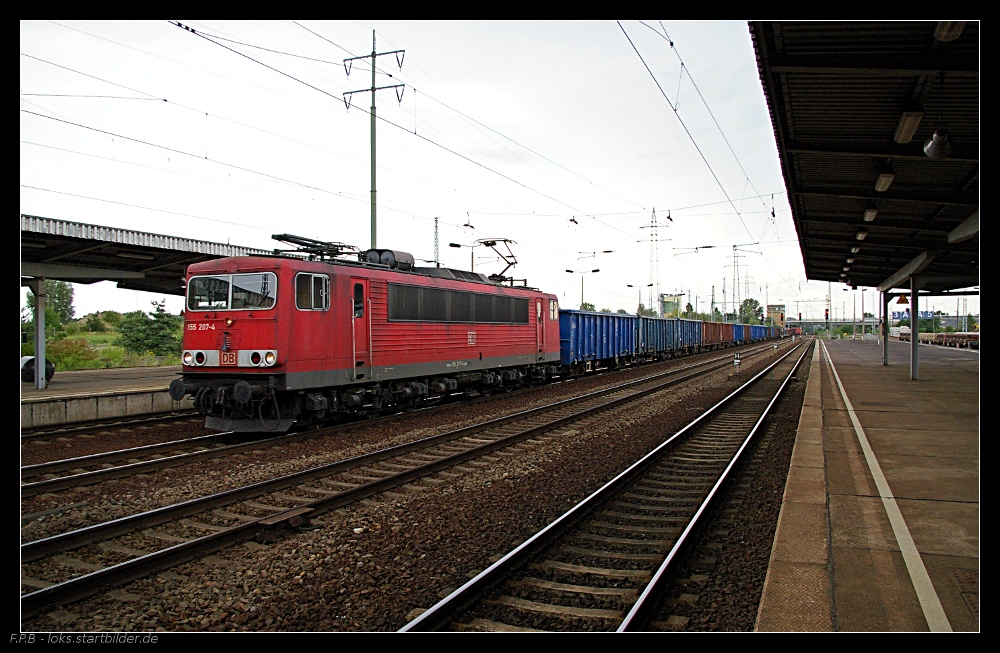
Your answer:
296;275;312;309
353;283;365;318
295;274;329;310
314;276;329;310
549;299;559;320
387;283;529;324
187;273;276;311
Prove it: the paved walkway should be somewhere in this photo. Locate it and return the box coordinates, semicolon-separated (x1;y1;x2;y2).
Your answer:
20;366;181;400
756;338;979;631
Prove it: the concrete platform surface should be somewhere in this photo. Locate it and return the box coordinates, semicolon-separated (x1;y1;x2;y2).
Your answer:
20;366;182;400
20;366;190;429
756;338;978;632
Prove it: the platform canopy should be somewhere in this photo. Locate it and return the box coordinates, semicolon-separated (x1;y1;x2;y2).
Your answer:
20;215;272;296
750;21;979;294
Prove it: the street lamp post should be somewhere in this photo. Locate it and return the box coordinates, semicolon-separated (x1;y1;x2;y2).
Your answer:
627;283;653;314
567;269;600;309
449;242;476;271
449;239;499;272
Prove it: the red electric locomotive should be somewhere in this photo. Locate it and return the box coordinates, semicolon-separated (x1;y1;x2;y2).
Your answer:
170;236;562;432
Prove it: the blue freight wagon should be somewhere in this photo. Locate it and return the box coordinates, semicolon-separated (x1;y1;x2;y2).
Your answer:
559;310;637;373
750;324;767;341
733;323;746;342
639;316;677;360
677;319;702;352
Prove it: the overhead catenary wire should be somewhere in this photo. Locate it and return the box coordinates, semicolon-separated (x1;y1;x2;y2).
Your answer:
618;22;802;296
639;21;776;230
618;22;757;246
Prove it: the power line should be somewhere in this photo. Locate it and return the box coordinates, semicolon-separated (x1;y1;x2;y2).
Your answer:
21;45;508;204
20;184;274;232
20;93;161;101
169;22;345;104
21;109;363;202
176;23;638;241
619;24;805;297
291;22;648;212
20;139;365;204
617;22;757;245
20;52;164;101
640;21;775;223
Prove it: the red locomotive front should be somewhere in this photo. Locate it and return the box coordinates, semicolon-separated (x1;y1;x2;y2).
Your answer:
171;246;561;432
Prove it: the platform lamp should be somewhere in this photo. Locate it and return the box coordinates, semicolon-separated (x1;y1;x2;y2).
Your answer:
627;283;653;314
567;269;599;309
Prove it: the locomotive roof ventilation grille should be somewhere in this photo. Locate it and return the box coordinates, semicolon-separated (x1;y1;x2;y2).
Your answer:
412;267;495;284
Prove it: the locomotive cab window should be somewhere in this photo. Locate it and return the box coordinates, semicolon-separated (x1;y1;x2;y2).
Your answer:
295;274;330;310
353;283;365;318
188;273;276;311
549;299;558;320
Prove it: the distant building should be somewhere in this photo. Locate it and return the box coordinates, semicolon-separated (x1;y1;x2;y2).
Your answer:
660;293;684;317
767;304;786;327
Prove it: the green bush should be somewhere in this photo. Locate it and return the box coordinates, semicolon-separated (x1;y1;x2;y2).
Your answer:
113;301;182;356
46;338;99;371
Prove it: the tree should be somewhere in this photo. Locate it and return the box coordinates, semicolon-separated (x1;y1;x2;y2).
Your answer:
636;303;657;317
101;311;123;328
114;301;183;356
616;308;628;314
599;307;612;313
580;302;596;311
28;280;75;324
739;298;764;324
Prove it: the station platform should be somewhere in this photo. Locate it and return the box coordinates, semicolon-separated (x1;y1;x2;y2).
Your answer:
20;366;192;429
756;338;979;631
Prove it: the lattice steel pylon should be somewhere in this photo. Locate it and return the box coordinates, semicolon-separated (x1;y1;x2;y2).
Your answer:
639;208;671;315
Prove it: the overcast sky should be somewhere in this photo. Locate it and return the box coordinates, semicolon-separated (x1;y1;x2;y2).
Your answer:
19;20;978;322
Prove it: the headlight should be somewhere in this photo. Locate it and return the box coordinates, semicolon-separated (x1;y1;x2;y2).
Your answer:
265;351;276;366
183;351;194;366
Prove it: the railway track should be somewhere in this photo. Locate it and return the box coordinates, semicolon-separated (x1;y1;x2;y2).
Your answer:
20;340;791;618
21;343;779;498
20;411;202;442
400;341;808;632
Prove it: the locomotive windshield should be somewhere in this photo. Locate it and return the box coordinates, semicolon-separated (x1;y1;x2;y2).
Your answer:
187;273;277;311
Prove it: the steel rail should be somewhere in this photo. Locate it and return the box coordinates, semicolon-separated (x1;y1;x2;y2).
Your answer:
20;410;200;440
617;342;809;630
400;341;805;632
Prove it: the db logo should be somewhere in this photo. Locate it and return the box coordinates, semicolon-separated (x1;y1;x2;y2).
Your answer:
221;351;237;365
467;332;477;345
